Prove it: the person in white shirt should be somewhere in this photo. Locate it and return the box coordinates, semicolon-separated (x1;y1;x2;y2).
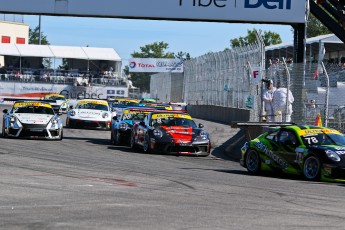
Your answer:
262;79;277;122
273;83;294;122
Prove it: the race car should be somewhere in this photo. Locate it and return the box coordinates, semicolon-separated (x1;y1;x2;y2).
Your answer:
240;125;345;182
130;111;211;156
42;94;69;114
2;101;63;140
66;99;112;130
110;107;156;146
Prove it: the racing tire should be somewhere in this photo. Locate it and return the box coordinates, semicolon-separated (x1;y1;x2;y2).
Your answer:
303;155;321;181
66;118;71;128
245;149;261;174
114;131;121;146
129;131;137;149
143;134;151;154
58;129;63;141
2;125;7;138
110;131;115;145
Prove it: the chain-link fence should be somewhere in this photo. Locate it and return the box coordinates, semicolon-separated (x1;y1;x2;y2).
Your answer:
183;43;264;121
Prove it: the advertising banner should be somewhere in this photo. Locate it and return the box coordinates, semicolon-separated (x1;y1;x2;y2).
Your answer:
129;58;183;73
251;66;261;85
0;0;307;24
0;82;128;103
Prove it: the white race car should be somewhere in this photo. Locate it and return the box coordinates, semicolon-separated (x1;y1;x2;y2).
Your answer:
66;99;112;130
2;101;63;140
42;94;69;114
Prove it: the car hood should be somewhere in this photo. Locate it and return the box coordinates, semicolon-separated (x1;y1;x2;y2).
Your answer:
15;113;53;124
75;109;105;119
161;126;193;143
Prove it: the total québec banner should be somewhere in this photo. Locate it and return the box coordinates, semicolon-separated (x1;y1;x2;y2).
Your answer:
129;58;184;73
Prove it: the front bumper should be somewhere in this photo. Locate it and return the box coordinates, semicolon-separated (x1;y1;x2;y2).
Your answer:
5;123;62;139
150;139;211;156
322;164;345;181
68;118;111;130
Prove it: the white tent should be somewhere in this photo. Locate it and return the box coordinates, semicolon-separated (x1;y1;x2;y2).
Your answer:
0;43;121;60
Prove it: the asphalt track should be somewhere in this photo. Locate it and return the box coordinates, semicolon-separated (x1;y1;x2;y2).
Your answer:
1;105;345;230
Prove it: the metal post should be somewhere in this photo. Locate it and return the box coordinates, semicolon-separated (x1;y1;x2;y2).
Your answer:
38;15;42;45
321;62;329;127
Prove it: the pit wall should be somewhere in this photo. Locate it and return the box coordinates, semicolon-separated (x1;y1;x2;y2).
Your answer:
187;105;250;124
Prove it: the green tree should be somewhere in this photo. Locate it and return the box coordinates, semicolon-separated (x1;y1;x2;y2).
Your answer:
29;25;51;68
29;26;50;45
126;42;189;92
230;29;282;48
306;14;331;38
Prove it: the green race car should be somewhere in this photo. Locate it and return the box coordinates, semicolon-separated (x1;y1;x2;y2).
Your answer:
240;125;345;182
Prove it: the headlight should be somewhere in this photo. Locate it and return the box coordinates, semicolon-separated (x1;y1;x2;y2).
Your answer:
119;123;127;131
153;129;163;138
10;116;17;123
70;110;76;116
102;112;109;118
200;131;207;140
326;150;341;162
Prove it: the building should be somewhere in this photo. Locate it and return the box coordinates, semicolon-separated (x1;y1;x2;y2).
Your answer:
0;19;29;66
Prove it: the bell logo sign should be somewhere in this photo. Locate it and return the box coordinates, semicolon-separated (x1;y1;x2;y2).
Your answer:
244;0;292;10
251;67;261;84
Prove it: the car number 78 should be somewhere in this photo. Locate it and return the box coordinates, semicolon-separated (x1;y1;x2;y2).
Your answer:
304;137;318;144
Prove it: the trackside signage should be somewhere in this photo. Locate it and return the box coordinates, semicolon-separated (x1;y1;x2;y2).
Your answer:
0;0;307;24
129;58;184;73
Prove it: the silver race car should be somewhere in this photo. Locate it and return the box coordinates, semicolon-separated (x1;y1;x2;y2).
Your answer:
2;101;63;140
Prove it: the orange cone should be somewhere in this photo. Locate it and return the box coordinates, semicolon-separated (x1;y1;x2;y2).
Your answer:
314;113;322;126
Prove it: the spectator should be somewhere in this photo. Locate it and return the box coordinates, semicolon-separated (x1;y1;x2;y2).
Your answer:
273;82;294;122
262;79;277;122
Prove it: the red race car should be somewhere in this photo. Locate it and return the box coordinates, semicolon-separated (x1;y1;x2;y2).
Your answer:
130;111;211;156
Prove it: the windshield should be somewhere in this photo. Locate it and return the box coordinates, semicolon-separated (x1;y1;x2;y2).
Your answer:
122;112;148;122
302;133;345;146
76;103;108;111
151;117;196;128
46;96;66;101
12;106;55;115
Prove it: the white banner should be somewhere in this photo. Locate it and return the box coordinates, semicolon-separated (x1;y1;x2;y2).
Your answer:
0;0;307;24
129;58;184;73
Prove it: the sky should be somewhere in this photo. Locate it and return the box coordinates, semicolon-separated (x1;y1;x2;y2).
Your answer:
22;15;294;67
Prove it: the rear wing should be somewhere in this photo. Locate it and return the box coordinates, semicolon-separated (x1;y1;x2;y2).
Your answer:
231;121;295;141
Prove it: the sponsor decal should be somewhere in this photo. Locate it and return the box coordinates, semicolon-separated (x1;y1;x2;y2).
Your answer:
14;102;52;108
151;113;192;120
298;129;341;136
77;100;108;106
254;141;288;169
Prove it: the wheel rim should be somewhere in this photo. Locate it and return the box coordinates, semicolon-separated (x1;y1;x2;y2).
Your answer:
246;150;259;172
304;156;320;179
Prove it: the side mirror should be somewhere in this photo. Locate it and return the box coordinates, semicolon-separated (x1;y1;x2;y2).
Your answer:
198;123;204;128
3;109;8;114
